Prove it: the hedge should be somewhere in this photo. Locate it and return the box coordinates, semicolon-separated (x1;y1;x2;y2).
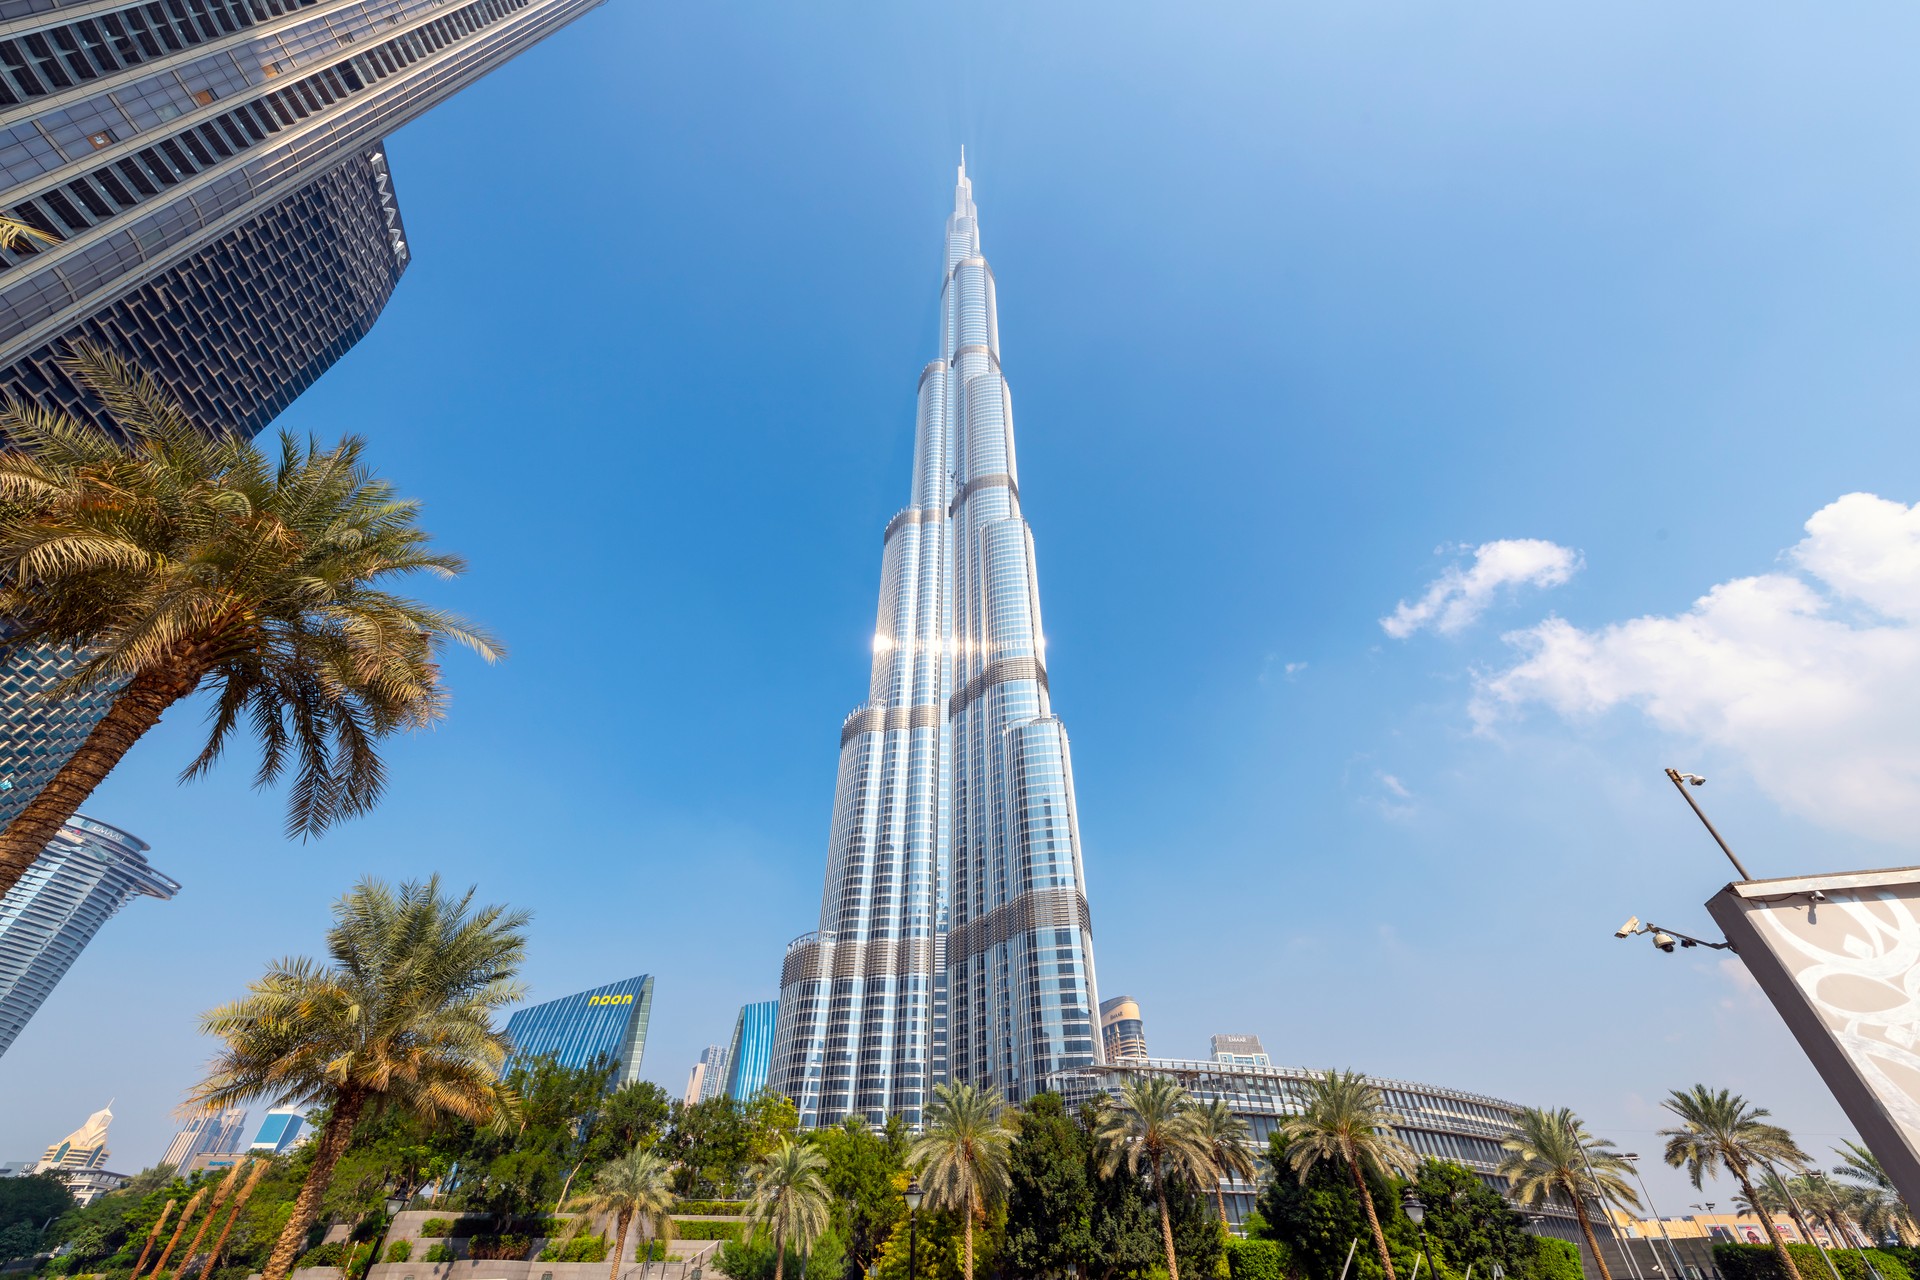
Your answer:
1535;1237;1584;1280
1713;1243;1913;1280
676;1223;746;1242
385;1241;413;1264
539;1235;609;1263
635;1240;671;1262
417;1219;455;1238
423;1244;454;1263
1226;1239;1285;1280
673;1200;748;1216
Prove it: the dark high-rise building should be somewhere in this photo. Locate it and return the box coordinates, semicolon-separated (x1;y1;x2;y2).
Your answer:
0;0;606;818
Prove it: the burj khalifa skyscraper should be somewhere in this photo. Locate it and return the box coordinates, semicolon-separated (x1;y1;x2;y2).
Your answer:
769;157;1103;1127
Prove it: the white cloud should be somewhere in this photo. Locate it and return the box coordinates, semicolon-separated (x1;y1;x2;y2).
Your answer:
1474;493;1920;842
1382;539;1582;638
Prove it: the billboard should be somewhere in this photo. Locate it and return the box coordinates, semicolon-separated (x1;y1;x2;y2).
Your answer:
1707;867;1920;1209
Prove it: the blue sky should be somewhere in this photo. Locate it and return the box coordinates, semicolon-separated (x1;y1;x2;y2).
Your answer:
7;1;1920;1212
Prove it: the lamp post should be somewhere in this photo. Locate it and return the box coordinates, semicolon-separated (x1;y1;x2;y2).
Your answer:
1579;1139;1643;1280
1621;1156;1689;1280
1403;1190;1437;1280
905;1181;923;1280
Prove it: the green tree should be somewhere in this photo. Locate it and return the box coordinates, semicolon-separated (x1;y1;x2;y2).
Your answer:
751;1138;832;1280
913;1082;1016;1280
0;1172;76;1234
0;344;501;897
1196;1099;1258;1226
1279;1071;1416;1280
814;1114;907;1279
1661;1087;1810;1280
1094;1077;1214;1280
564;1147;674;1280
1255;1133;1407;1280
1406;1160;1537;1280
190;876;527;1280
585;1082;674;1164
1006;1093;1095;1279
1499;1107;1637;1280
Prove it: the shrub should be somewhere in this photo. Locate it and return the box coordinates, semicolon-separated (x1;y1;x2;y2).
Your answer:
634;1239;670;1262
1226;1239;1285;1280
468;1234;531;1262
297;1242;346;1269
538;1236;608;1263
385;1241;413;1263
423;1244;454;1263
675;1222;745;1242
418;1219;454;1238
1534;1237;1584;1280
1713;1243;1916;1280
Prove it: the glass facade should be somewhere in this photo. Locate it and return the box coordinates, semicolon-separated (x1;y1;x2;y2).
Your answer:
1047;1058;1583;1241
0;814;176;1057
249;1107;305;1154
502;974;654;1087
161;1106;249;1169
723;999;777;1100
0;0;605;836
771;158;1102;1126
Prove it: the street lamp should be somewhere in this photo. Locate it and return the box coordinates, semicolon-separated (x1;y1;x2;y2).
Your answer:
905;1181;923;1280
1620;1154;1689;1280
1402;1190;1436;1280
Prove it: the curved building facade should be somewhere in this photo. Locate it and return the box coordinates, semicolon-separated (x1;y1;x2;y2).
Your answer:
0;814;177;1057
771;158;1103;1126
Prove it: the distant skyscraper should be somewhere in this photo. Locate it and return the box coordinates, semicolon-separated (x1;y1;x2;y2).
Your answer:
1100;996;1147;1063
502;974;654;1086
723;1000;778;1100
36;1102;111;1172
161;1107;248;1171
0;814;176;1056
249;1107;305;1155
770;158;1103;1125
1209;1034;1269;1067
683;1058;707;1104
0;0;609;826
684;1044;724;1104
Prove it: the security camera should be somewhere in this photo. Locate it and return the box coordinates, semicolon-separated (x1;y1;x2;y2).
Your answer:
1653;932;1677;953
1683;773;1706;786
1615;916;1642;938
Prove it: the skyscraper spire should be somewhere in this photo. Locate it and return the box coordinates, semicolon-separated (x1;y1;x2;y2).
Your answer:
768;164;1103;1127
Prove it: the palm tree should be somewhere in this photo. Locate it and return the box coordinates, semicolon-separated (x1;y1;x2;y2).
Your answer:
0;343;500;897
1661;1086;1810;1280
1835;1142;1918;1244
1090;1077;1215;1280
1498;1107;1638;1280
0;216;56;252
750;1138;831;1280
911;1081;1017;1280
1280;1070;1417;1280
565;1147;675;1280
189;876;526;1280
1193;1097;1256;1226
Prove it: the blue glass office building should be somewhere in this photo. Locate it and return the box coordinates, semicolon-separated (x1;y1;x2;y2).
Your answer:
503;974;654;1086
723;1000;778;1100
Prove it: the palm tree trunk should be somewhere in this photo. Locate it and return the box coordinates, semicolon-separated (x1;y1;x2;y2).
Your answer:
610;1209;632;1280
964;1199;977;1280
1569;1196;1614;1280
1215;1179;1229;1227
773;1222;785;1280
201;1160;266;1279
154;1188;209;1278
176;1157;245;1276
1154;1162;1181;1280
0;662;201;897
1733;1166;1805;1280
1345;1147;1394;1280
264;1089;368;1280
132;1200;178;1280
